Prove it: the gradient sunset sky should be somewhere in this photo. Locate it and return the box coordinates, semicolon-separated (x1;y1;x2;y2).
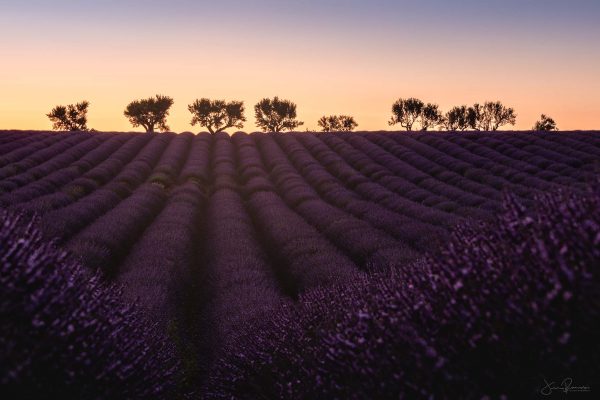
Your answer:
1;0;599;132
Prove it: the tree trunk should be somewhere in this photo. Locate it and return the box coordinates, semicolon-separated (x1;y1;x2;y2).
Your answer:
147;124;154;133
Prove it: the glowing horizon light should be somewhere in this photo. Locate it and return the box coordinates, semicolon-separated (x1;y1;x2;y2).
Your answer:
0;0;599;132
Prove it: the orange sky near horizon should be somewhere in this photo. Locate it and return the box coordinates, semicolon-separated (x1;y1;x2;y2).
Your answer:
1;1;599;133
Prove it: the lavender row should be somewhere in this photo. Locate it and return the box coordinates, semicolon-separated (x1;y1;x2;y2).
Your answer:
0;130;27;144
0;134;102;192
179;133;212;184
446;134;562;192
0;131;49;150
0;132;58;166
500;134;593;182
553;132;600;157
346;134;497;213
117;181;206;326
295;132;464;226
233;133;360;294
472;134;580;181
321;133;492;219
275;133;452;248
539;133;600;162
0;211;183;398
350;133;502;207
147;132;193;187
0;134;126;206
14;134;150;213
393;132;552;197
419;134;549;181
207;183;600;399
39;135;169;241
463;133;590;185
0;133;87;179
483;133;595;187
58;135;192;273
374;135;519;200
66;183;167;275
258;134;421;268
199;134;285;356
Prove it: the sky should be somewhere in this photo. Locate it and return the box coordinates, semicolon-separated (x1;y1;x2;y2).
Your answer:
1;0;599;132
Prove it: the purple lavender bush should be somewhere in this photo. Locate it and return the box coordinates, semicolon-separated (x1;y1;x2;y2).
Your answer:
206;185;600;399
0;211;184;399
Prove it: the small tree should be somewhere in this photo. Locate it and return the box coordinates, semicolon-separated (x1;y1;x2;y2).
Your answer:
188;98;246;134
47;101;89;131
533;114;558;131
124;95;174;133
442;105;470;131
317;115;358;132
467;103;490;131
389;98;424;131
254;97;304;132
420;103;443;131
338;115;358;132
318;116;337;132
484;101;517;131
469;101;516;131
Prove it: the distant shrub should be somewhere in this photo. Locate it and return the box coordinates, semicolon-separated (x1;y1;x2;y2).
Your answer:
441;105;471;131
188;98;246;133
468;101;516;131
0;211;184;399
254;97;304;132
388;97;424;131
317;115;358;132
533;114;558;131
207;184;600;399
420;103;443;131
389;98;442;131
124;95;174;133
46;101;90;131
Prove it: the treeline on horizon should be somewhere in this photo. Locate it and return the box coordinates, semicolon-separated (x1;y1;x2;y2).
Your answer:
45;95;559;134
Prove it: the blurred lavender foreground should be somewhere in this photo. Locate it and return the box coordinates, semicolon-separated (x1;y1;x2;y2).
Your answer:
207;185;600;399
0;211;184;399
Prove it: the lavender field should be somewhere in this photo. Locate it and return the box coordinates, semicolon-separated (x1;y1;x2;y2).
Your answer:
1;130;599;398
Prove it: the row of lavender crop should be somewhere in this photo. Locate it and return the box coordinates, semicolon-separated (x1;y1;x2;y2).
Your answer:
0;134;126;206
0;134;597;264
191;134;288;373
1;129;599;391
263;133;424;265
1;130;598;278
0;210;183;398
2;131;597;210
232;133;360;294
206;179;600;400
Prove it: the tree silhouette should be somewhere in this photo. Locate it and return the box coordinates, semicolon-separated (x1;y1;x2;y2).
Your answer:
467;103;489;131
46;101;89;131
466;106;478;130
485;101;517;131
468;101;516;131
318;116;337;132
442;105;470;131
533;114;558;131
317;115;358;132
420;103;443;131
124;95;174;133
188;98;246;134
254;97;304;132
389;98;424;131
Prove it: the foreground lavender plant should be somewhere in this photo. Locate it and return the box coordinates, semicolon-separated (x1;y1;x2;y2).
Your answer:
206;185;600;399
0;211;183;399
